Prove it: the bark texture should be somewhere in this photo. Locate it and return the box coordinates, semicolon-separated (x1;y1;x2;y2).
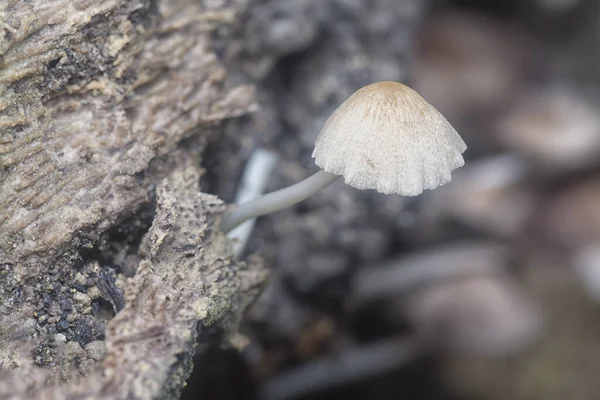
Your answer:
0;0;266;398
1;169;267;399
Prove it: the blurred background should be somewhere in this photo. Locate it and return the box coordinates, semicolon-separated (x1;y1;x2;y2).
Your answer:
190;0;600;398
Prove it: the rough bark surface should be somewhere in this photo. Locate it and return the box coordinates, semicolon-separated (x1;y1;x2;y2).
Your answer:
0;0;265;398
0;169;267;399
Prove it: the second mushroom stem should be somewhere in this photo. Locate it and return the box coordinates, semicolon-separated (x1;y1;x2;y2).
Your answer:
220;170;340;233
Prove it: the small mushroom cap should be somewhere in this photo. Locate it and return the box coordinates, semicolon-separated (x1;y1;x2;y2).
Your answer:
312;81;467;195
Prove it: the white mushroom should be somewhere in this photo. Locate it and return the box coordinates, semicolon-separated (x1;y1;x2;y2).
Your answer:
220;81;467;233
313;81;466;195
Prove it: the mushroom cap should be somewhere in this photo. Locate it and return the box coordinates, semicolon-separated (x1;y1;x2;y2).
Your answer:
312;81;467;195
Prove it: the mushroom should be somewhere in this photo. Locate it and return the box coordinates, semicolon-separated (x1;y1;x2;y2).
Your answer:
220;81;467;233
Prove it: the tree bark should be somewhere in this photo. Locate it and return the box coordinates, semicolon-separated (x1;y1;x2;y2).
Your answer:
0;0;266;398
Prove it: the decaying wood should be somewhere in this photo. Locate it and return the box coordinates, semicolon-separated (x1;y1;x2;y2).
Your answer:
0;0;266;398
0;171;267;399
0;0;254;265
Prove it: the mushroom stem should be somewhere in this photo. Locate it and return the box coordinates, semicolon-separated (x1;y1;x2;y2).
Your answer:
220;170;340;233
